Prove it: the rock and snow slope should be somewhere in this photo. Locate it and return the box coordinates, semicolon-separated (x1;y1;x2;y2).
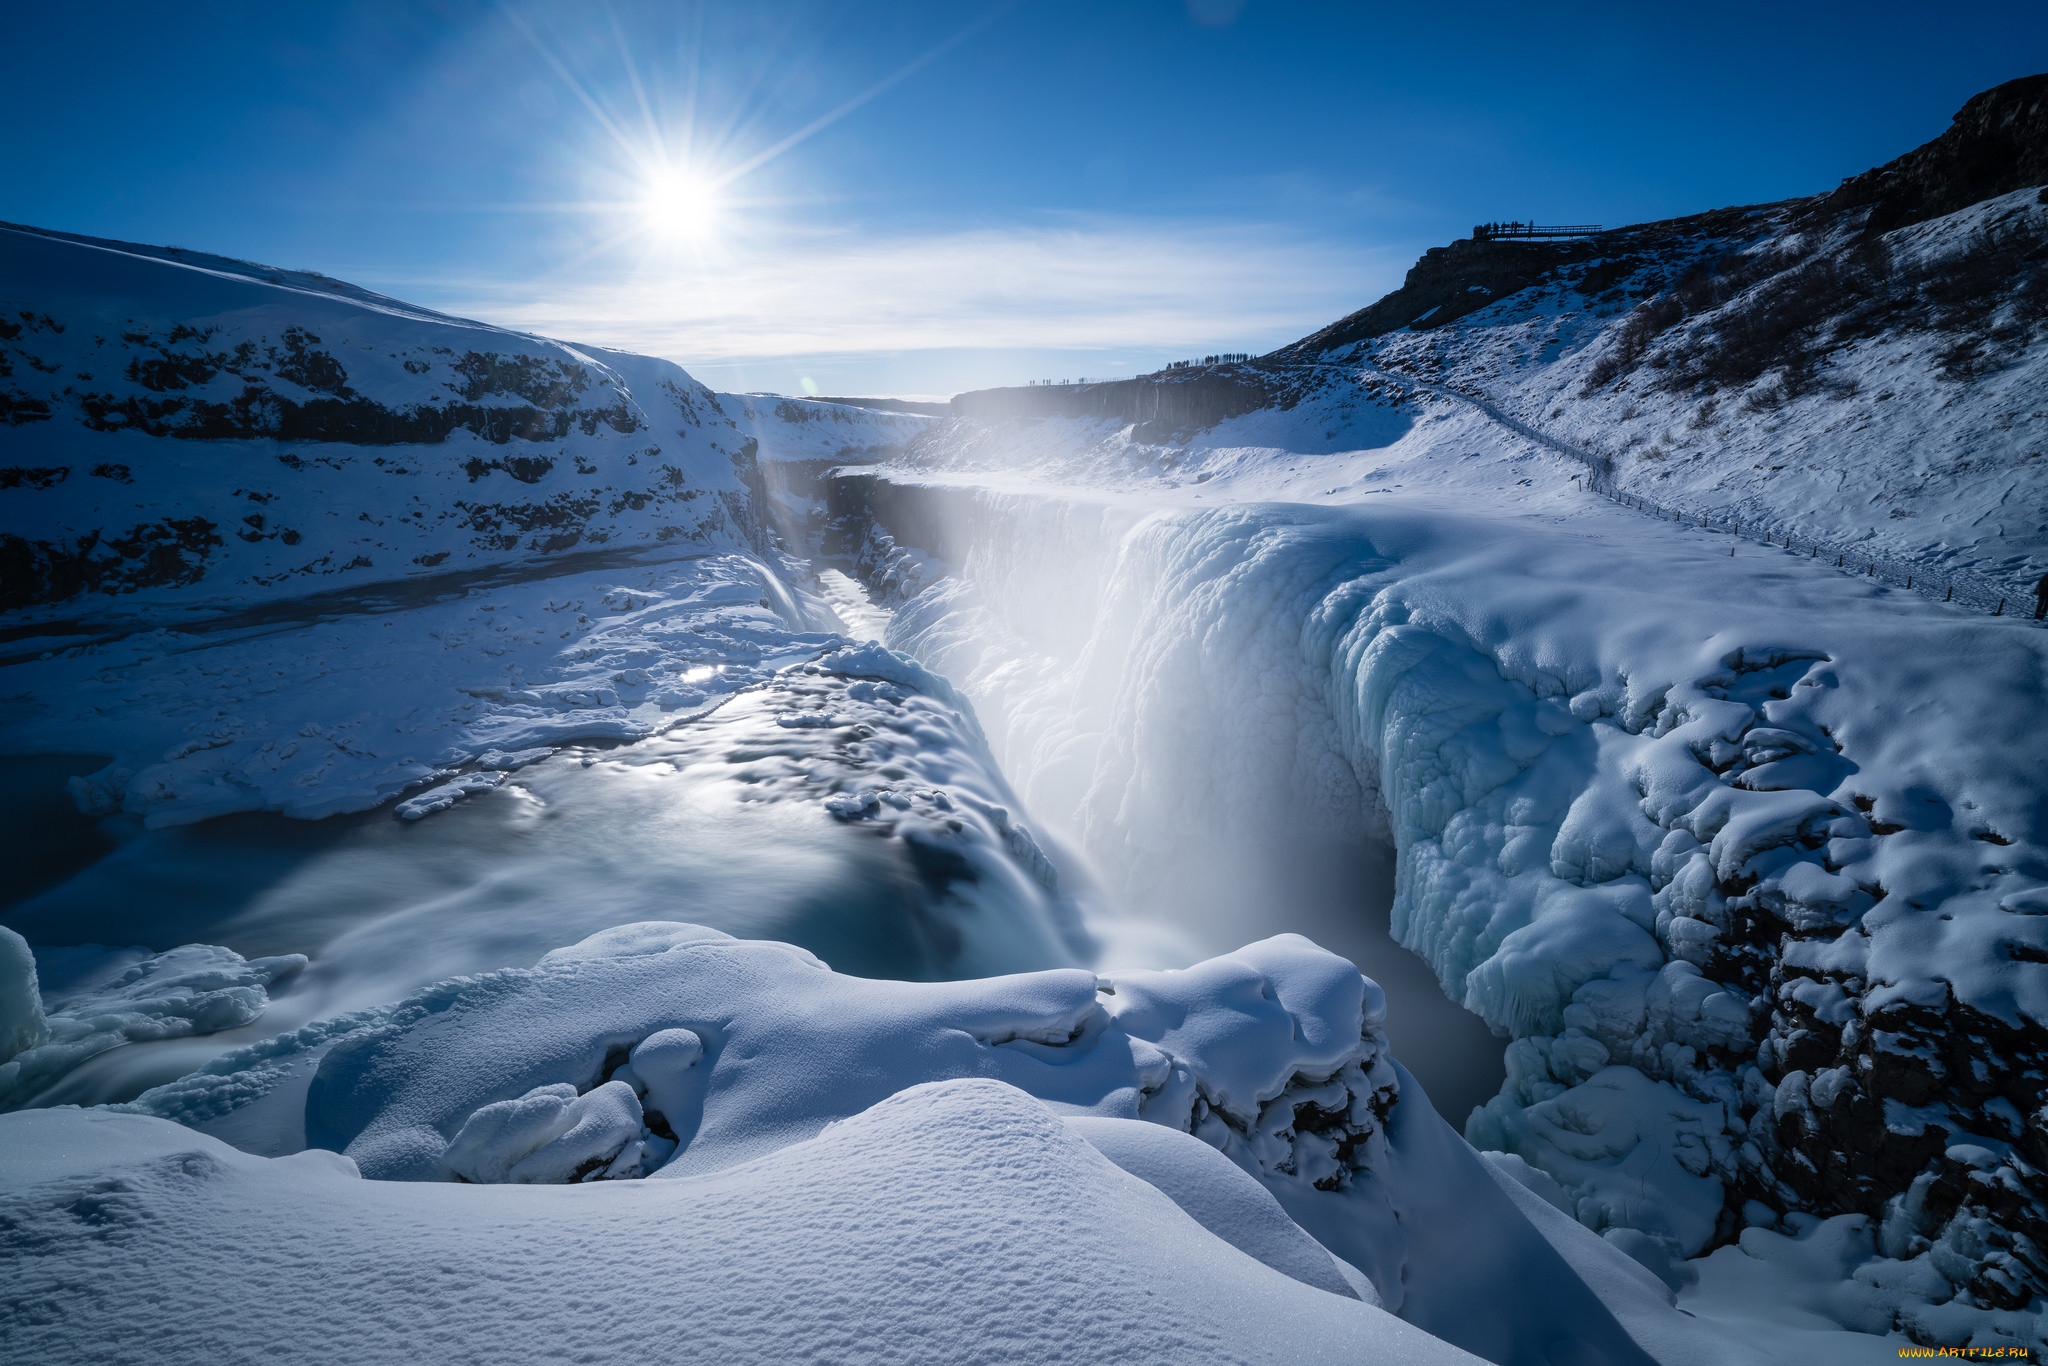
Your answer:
1279;75;2048;590
0;220;929;615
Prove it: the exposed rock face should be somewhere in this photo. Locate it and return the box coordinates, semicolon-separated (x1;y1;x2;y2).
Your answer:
949;367;1281;440
1822;74;2048;235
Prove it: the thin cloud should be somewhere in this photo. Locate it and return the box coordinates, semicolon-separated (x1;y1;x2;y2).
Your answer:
428;218;1404;365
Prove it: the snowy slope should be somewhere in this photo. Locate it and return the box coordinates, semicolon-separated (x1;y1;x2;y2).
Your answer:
2;1082;1486;1366
3;920;1737;1366
1278;76;2048;591
0;222;927;617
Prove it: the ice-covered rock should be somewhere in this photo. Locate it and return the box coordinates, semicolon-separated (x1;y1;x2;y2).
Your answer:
0;941;306;1110
0;927;50;1065
393;770;507;820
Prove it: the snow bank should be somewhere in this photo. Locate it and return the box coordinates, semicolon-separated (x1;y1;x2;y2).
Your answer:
4;550;840;827
0;1083;1484;1366
113;922;1694;1363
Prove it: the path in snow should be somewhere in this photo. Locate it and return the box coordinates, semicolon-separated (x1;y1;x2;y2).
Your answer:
1347;360;2039;620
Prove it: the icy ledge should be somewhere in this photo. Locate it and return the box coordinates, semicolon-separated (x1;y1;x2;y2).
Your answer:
98;923;1696;1365
0;927;304;1110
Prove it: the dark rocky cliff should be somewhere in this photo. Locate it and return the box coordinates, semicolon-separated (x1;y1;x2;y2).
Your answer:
1821;73;2048;235
949;367;1281;439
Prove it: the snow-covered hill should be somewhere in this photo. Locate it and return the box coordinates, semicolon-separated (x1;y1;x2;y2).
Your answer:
0;222;929;616
1283;74;2048;589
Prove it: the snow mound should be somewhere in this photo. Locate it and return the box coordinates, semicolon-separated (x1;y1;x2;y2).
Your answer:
118;924;1689;1363
190;926;1398;1190
0;1083;1483;1366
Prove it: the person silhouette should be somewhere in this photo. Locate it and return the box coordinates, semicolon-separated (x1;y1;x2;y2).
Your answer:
2035;570;2048;620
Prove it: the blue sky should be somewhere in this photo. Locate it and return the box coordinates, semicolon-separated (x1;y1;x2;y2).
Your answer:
4;2;2043;397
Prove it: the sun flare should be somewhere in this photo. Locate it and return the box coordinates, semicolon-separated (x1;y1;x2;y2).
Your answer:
640;168;720;241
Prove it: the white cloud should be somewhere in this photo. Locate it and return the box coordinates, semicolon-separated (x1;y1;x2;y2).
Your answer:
421;216;1406;368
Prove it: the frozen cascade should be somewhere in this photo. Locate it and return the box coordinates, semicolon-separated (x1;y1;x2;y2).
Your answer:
848;469;2048;1346
7;159;2048;1356
875;489;1508;1122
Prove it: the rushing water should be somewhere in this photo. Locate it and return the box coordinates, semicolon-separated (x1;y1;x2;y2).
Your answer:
861;481;1510;1124
6;506;1505;1127
2;677;1079;1109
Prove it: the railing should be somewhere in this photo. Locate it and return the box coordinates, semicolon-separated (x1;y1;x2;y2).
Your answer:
1346;363;2041;625
1571;473;2038;621
1160;353;1253;371
1473;222;1603;240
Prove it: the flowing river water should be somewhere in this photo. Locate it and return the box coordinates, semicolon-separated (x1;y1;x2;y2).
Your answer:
3;476;1507;1128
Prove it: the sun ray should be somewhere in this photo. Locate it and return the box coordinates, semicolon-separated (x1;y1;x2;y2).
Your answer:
499;2;640;163
605;1;663;156
712;1;1022;191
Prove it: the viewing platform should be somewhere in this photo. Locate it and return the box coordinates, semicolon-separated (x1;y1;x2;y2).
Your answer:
1471;221;1603;240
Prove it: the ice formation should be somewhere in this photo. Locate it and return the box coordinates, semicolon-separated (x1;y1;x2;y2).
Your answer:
0;926;304;1109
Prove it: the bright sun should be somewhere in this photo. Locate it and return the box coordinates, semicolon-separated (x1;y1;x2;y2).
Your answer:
640;168;720;241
